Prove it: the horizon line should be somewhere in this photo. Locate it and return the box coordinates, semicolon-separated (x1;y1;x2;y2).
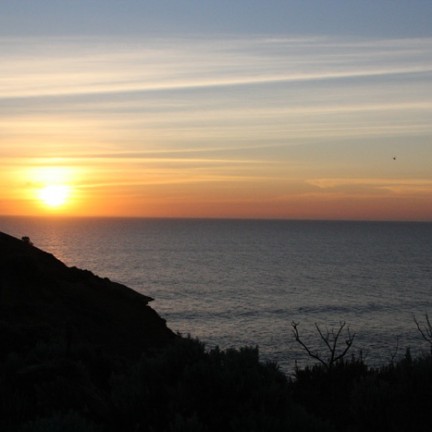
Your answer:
1;214;431;224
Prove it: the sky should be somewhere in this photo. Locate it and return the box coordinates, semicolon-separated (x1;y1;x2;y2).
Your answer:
1;0;432;221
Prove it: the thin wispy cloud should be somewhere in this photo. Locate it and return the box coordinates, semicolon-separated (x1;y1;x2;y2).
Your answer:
2;36;431;152
308;178;432;194
2;36;432;98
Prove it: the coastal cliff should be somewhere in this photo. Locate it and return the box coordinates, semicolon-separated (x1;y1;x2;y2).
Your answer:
0;232;431;432
0;231;176;360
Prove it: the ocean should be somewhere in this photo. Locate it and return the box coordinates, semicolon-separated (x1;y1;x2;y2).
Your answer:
1;216;431;372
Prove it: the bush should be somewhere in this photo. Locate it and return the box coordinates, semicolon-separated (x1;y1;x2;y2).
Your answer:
18;411;99;432
110;337;330;432
350;352;432;432
2;327;432;432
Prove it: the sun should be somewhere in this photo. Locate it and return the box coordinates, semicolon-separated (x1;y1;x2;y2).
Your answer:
38;184;71;208
26;165;78;212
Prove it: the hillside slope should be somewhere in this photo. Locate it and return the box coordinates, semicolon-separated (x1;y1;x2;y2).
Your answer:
0;231;176;359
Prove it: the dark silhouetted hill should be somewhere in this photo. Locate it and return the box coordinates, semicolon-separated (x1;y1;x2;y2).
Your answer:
1;233;431;432
0;231;176;360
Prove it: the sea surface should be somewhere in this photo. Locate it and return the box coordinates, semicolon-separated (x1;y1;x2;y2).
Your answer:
2;217;432;372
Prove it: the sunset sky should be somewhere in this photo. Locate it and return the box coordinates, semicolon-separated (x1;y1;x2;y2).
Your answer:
1;1;432;220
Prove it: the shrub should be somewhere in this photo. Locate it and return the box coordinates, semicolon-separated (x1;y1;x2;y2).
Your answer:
18;411;99;432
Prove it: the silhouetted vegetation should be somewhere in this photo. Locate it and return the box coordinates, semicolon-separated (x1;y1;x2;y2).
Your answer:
414;313;432;355
292;321;355;370
0;335;327;432
2;231;432;431
2;332;432;432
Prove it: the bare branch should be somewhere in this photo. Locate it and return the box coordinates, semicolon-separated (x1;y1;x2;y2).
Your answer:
292;321;355;369
315;323;332;353
389;336;400;364
333;326;355;363
414;313;432;354
292;322;328;368
331;322;345;364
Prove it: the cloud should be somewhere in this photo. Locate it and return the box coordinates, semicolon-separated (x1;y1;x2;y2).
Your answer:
307;178;432;195
2;35;431;152
1;35;432;99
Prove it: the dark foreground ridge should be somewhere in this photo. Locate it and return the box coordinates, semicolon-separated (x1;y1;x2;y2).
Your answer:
1;231;432;432
0;231;176;359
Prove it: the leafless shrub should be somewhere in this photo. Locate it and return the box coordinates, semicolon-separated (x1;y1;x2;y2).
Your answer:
292;321;355;370
414;313;432;355
389;336;401;365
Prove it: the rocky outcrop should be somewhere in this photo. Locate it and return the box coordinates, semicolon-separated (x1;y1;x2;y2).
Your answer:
0;231;176;359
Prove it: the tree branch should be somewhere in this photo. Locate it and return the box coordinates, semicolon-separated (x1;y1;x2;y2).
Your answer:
292;321;355;369
292;322;328;368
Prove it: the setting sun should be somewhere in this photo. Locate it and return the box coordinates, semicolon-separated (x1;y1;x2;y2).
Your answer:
38;185;71;208
17;165;82;213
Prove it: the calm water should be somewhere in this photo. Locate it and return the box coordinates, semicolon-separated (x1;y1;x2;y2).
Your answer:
2;217;432;372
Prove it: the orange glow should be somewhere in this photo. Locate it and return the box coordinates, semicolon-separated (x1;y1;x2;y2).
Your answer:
12;164;82;215
38;185;71;208
0;156;430;221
